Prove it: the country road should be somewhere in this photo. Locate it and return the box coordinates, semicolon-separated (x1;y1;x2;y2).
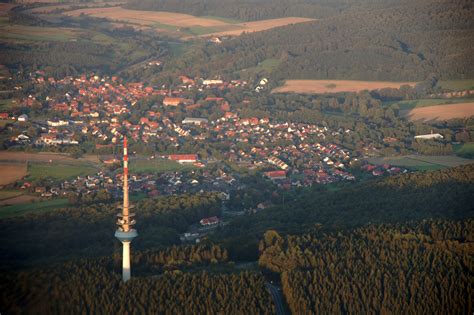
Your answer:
266;283;288;315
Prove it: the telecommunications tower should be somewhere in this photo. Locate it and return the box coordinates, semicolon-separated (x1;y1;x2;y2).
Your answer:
115;136;137;282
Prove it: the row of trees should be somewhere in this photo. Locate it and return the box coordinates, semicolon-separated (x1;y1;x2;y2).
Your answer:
258;219;473;314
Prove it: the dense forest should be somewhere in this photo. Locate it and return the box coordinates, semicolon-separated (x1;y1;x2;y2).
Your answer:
126;0;431;21
0;259;274;314
0;192;221;270
259;219;473;314
217;164;474;260
159;0;474;81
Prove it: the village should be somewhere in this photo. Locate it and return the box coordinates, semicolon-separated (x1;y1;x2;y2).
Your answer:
0;71;410;232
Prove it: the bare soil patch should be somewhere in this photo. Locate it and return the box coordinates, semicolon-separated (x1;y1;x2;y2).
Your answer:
272;80;417;94
0;162;27;185
403;102;474;121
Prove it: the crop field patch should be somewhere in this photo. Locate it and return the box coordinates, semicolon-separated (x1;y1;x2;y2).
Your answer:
0;162;27;185
402;102;474;121
0;24;83;42
272;80;417;94
366;155;473;171
199;17;315;37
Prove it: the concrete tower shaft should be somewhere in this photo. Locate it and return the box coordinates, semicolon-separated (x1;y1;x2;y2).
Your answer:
115;136;137;282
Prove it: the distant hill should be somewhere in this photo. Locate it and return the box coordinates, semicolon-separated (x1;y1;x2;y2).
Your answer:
164;0;474;81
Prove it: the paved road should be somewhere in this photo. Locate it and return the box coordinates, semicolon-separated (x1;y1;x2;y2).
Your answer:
266;283;288;315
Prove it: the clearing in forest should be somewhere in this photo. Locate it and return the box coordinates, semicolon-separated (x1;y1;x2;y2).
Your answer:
402;102;474;121
272;80;417;94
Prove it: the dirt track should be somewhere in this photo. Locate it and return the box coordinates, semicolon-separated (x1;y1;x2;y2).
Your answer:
272;80;417;94
403;103;474;121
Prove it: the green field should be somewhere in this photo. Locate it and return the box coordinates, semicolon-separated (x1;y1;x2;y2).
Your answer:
0;99;14;110
0;190;22;200
201;15;243;24
366;155;473;171
130;158;196;173
438;80;474;91
0;198;69;219
453;142;474;159
240;58;280;76
383;98;471;110
27;163;97;181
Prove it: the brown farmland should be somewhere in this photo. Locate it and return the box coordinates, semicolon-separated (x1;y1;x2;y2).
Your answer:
65;7;231;27
0;162;27;186
402;102;474;121
272;80;417;94
0;3;16;16
200;17;315;37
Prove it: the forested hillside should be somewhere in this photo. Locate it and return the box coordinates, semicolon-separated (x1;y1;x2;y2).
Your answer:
163;0;474;81
0;259;274;314
218;164;474;260
259;219;473;314
0;192;221;270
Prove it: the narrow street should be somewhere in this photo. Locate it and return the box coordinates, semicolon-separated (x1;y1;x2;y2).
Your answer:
266;282;288;315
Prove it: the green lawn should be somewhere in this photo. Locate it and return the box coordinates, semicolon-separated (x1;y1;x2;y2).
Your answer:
366;155;473;171
453;142;474;159
0;190;23;200
0;99;14;110
240;58;280;76
201;15;243;24
130;158;196;173
438;80;474;91
27;163;97;181
184;26;219;36
0;198;69;219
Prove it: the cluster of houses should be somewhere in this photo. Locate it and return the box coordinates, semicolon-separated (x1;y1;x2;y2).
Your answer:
2;72;411;202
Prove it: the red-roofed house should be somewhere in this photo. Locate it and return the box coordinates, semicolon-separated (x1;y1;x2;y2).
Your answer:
264;170;286;180
168;154;198;163
200;216;219;226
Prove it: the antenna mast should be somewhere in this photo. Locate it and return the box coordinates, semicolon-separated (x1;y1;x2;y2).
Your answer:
115;136;137;282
